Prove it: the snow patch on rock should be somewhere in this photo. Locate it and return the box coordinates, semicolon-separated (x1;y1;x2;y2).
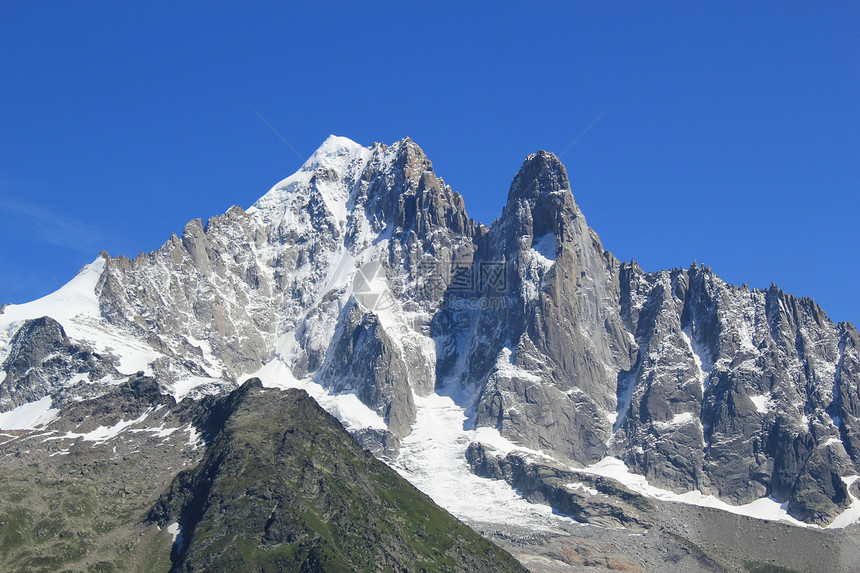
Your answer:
581;457;817;527
749;394;772;414
0;396;58;430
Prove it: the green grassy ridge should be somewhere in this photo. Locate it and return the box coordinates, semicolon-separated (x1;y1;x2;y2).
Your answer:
155;379;527;572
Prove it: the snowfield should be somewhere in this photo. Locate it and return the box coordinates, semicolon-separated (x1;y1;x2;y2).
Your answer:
0;397;58;430
392;390;571;531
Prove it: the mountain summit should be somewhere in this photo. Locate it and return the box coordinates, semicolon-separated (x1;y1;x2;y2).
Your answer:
1;136;860;570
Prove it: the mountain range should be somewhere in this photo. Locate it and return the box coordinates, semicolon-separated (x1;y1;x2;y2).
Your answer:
1;135;859;572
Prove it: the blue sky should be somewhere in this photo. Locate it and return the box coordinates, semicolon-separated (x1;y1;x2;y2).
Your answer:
1;2;858;326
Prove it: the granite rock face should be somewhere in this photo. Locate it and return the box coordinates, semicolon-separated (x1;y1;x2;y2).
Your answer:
90;137;475;430
0;316;120;411
612;263;860;523
321;301;416;437
436;151;635;463
1;136;858;526
443;150;859;524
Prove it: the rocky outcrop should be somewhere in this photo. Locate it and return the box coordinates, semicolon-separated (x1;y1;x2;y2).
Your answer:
466;442;654;530
350;426;401;460
321;302;416;437
48;373;176;434
0;316;120;411
435;152;634;463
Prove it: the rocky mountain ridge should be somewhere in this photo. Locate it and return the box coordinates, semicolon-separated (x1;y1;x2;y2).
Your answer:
1;135;858;532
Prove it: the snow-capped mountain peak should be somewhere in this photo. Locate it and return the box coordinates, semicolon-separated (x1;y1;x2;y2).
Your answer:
250;134;372;215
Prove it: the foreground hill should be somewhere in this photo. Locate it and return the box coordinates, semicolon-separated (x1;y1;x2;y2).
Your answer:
0;377;526;572
149;379;526;572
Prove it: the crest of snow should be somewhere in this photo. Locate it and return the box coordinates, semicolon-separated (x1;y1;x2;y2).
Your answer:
0;256;107;367
0;397;58;430
301;135;368;172
0;256;105;334
749;394;772;414
392;390;570;530
250;359;387;431
581;457;808;527
0;254;166;378
250;135;370;215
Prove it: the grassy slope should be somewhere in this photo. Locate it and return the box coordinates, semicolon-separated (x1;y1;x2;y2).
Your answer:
0;440;180;572
154;379;527;573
